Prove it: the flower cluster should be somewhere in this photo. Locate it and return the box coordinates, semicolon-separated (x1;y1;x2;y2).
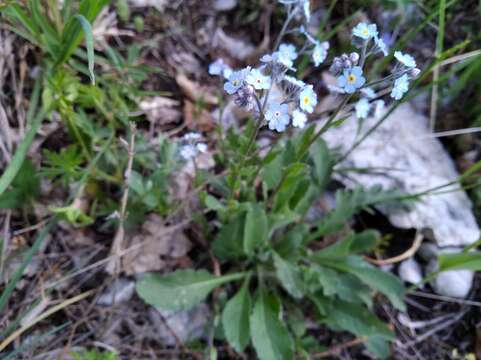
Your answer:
208;1;329;132
326;22;421;120
179;132;207;161
209;15;422;130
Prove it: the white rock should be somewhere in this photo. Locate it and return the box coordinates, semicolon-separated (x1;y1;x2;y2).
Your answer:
323;103;480;248
398;258;423;284
128;0;167;12
214;0;237;11
97;278;136;306
212;28;255;60
149;303;210;345
427;259;474;298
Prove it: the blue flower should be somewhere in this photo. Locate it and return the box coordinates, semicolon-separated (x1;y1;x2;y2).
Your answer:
337;66;366;94
209;59;231;78
261;52;293;68
246;68;271;90
299;85;317;113
394;51;416;68
390;74;409;100
352;23;378;40
224;68;249;95
374;36;388;56
312;41;329;66
265;102;290;132
279;43;298;61
355;98;370;119
292;109;308;128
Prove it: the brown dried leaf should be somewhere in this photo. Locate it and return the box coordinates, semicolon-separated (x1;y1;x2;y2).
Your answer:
122;214;192;275
212;28;255;61
139;96;181;125
175;73;218;105
183;100;215;132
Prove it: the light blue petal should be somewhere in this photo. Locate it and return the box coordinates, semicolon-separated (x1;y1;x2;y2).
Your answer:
352;66;363;76
337;75;347;87
345;84;356;94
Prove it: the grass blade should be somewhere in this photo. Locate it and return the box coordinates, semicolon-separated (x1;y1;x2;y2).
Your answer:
0;78;44;196
73;14;96;85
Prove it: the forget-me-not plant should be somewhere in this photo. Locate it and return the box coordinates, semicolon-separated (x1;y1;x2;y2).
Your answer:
210;9;421;135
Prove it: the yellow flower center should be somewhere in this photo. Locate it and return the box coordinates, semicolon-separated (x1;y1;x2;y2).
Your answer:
362;28;369;36
233;80;239;86
303;97;310;105
348;74;356;83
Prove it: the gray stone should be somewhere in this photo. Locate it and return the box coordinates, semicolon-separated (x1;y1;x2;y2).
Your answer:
398;258;423;285
323;103;480;248
97;278;136;306
214;0;237;11
149;303;210;345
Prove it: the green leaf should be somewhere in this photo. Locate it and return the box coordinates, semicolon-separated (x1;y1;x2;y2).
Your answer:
273;253;304;299
262;153;283;190
204;195;224;212
439;252;481;272
73;14;96;84
366;335;391;359
51;204;94;227
275;224;309;260
56;0;108;70
212;212;245;260
128;170;145;194
309;138;332;190
136;270;245;310
0;159;39;208
250;289;293;360
272;163;308;212
243;203;268;256
313;230;378;258
0;79;43;197
222;282;251;352
311;296;394;339
313;256;405;311
311;186;404;238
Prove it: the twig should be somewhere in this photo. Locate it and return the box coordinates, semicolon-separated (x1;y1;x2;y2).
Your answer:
401;311;466;347
312;337;368;358
0;210;11;279
409;291;481;307
365;231;423;265
106;122;137;275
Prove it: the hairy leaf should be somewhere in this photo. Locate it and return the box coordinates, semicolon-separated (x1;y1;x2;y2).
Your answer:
250;289;293;360
222;282;251;352
136;270;245;310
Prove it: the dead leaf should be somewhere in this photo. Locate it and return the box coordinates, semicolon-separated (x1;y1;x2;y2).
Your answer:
212;28;256;61
128;0;168;12
122;214;192;275
175;73;218;105
139;96;181;125
183;100;215;132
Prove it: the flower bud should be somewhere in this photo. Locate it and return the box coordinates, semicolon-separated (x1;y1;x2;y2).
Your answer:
343;59;352;68
409;68;421;78
349;52;360;64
